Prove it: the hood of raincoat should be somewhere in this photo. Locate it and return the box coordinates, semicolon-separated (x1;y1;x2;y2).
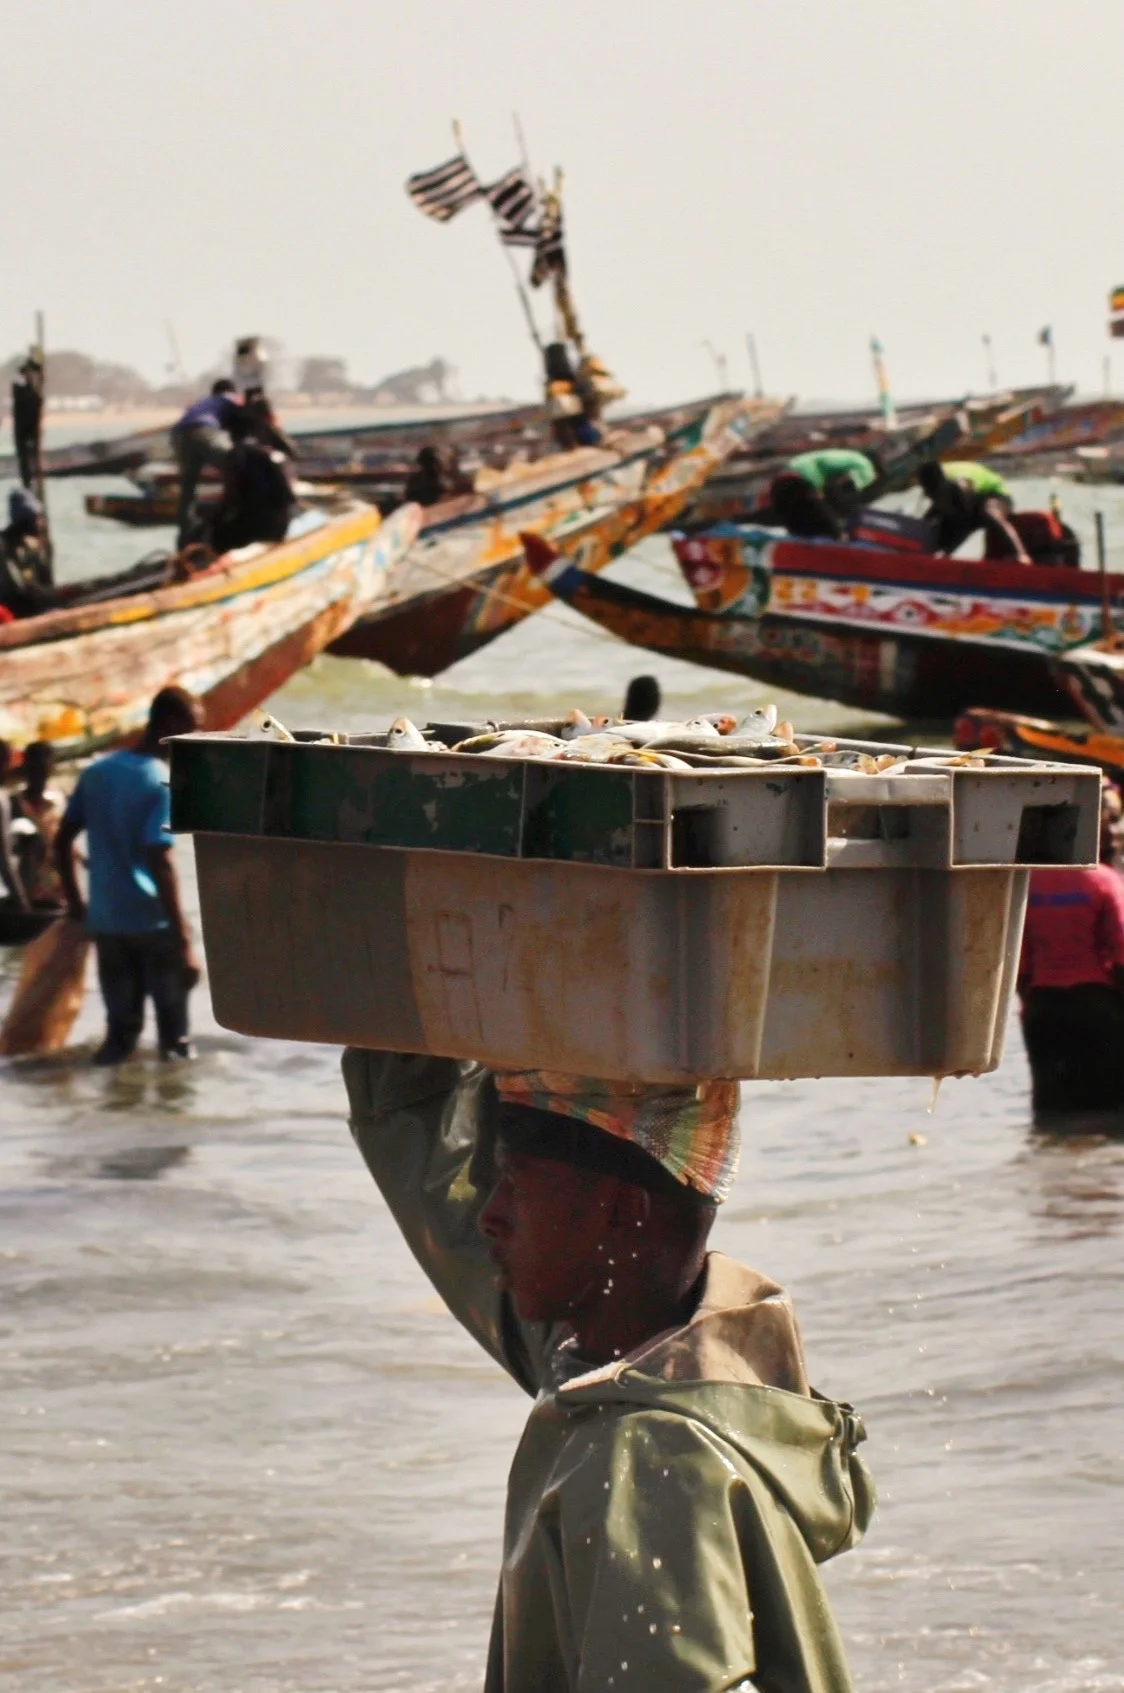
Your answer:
549;1251;873;1562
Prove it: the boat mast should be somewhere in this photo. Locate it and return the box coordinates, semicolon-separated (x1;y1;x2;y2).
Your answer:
454;120;544;357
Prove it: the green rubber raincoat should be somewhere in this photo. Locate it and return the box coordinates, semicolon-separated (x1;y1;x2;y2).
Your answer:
344;1050;875;1693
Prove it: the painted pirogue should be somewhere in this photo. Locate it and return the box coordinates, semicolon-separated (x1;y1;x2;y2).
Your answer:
0;502;419;759
328;397;777;677
526;522;1124;720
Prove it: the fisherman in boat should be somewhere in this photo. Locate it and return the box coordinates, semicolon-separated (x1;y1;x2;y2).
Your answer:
1017;781;1124;1116
917;460;1030;562
209;405;296;554
54;687;204;1065
343;1053;874;1691
171;378;244;549
759;447;878;541
11;741;66;911
243;386;297;462
0;488;55;618
403;445;447;507
0;741;30;913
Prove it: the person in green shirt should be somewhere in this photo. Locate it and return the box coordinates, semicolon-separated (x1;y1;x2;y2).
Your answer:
759;448;879;542
918;460;1029;561
344;1052;874;1692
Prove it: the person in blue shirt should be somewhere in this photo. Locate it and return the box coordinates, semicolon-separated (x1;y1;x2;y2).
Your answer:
54;687;203;1064
171;379;243;548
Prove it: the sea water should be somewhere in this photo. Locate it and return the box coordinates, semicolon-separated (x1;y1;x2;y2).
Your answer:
2;471;1123;1691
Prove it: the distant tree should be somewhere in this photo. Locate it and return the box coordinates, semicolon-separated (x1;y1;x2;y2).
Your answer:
0;347;151;403
299;356;350;394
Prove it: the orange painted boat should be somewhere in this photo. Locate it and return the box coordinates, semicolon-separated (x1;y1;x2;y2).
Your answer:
0;501;419;759
328;397;778;676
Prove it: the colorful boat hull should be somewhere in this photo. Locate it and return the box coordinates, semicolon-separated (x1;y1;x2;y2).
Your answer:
531;527;1124;718
0;503;419;758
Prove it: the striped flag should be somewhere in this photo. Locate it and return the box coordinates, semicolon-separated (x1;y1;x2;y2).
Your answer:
487;168;539;247
405;153;483;223
530;196;566;288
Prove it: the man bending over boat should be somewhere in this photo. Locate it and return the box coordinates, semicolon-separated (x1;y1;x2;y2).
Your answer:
171;379;243;548
917;461;1030;563
344;1054;874;1691
758;448;878;541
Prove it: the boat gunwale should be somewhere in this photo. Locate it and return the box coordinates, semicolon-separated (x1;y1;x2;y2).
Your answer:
688;528;1124;602
0;502;388;654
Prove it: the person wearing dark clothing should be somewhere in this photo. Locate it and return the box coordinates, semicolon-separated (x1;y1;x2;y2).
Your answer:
172;379;243;548
403;446;446;507
1018;785;1124;1115
211;433;295;553
622;674;661;720
918;460;1029;562
0;491;54;618
243;388;296;460
11;353;44;490
54;688;203;1064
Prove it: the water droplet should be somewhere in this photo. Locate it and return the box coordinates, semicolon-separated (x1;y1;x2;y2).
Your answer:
649;1623;658;1635
652;1557;662;1569
927;1075;943;1114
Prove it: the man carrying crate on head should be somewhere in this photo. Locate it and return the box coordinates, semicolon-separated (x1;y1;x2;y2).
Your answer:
344;1054;874;1692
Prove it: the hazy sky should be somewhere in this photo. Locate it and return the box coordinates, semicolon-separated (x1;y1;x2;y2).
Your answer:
2;0;1122;406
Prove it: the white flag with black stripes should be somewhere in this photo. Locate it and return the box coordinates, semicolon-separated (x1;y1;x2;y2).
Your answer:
486;168;539;247
405;153;483;223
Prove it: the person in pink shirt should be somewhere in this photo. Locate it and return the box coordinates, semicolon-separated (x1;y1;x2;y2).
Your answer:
1018;781;1124;1114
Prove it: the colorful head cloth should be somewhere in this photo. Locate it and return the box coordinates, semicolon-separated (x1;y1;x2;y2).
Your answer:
493;1071;741;1203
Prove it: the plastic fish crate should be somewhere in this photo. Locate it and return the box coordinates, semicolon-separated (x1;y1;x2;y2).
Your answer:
170;727;1101;1082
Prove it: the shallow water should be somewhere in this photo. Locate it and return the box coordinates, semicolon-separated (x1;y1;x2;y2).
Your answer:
2;477;1124;1690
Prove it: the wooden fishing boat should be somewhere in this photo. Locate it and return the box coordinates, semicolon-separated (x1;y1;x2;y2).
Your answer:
327;397;775;676
677;386;1063;530
0;501;419;759
0;401;549;485
954;707;1124;775
527;523;1124;719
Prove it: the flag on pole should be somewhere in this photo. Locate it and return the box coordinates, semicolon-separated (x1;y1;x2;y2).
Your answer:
1109;287;1124;339
405;153;483;223
486;168;539;246
530;195;566;288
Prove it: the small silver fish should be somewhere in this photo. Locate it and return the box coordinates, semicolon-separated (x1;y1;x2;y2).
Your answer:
736;705;779;742
387;716;431;752
560;708;596;740
453;730;567;758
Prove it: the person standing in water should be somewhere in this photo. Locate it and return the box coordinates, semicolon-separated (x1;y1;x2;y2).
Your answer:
1018;781;1124;1114
54;688;203;1064
12;740;66;908
344;1054;874;1690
